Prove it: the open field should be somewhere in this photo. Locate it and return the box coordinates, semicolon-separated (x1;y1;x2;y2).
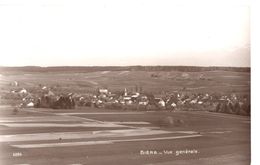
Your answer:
0;106;250;165
0;70;250;95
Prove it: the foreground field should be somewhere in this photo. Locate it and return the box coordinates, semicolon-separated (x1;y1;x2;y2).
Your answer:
0;106;250;165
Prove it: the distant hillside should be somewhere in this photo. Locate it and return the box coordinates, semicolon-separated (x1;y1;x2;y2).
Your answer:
0;66;250;73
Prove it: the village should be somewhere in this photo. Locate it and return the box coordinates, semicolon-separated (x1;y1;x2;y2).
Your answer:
0;69;251;164
1;80;250;116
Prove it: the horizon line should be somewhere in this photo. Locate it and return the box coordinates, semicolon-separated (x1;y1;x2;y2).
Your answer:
0;65;251;68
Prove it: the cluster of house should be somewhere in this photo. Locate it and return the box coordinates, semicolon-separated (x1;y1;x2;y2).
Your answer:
2;86;75;109
76;88;152;110
3;83;250;116
72;88;250;115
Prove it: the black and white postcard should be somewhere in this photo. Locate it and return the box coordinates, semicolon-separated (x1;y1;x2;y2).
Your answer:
0;0;251;164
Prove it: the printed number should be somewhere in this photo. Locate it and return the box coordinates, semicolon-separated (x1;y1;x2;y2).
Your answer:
13;152;22;157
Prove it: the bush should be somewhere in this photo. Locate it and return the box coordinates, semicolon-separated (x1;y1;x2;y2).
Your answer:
137;104;147;111
12;106;19;115
104;103;123;110
158;116;185;127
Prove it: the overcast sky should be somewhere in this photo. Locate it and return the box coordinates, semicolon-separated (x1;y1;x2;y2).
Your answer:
0;0;250;67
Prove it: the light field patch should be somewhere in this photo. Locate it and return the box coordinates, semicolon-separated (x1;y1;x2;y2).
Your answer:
11;134;202;149
55;112;144;115
0;122;127;128
0;128;171;142
0;116;90;123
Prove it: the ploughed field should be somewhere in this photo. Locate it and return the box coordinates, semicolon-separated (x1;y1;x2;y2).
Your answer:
0;106;250;165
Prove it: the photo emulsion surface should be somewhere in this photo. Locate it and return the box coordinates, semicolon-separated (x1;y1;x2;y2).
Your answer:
0;0;250;164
